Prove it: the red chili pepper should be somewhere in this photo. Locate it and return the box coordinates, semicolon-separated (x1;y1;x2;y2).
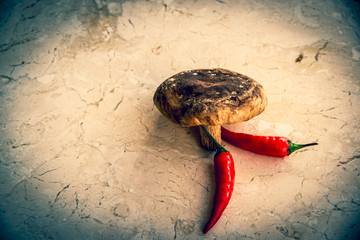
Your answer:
221;126;318;158
203;150;235;234
201;126;235;234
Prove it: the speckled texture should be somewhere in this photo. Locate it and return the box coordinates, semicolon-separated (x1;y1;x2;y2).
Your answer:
153;68;267;127
0;0;360;239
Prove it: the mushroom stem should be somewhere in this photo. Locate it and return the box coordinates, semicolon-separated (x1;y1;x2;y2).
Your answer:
199;125;221;151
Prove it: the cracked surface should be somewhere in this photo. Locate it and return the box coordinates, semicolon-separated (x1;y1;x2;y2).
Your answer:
0;0;360;239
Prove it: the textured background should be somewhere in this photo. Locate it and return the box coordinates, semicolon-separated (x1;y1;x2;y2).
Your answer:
0;0;360;239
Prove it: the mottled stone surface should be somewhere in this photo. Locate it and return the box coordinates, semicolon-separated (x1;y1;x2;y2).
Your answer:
0;0;359;239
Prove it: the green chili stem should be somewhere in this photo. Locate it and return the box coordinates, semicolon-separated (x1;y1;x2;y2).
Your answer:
288;141;318;155
200;125;228;153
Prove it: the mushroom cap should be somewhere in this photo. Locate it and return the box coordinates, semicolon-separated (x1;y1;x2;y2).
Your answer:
153;68;267;127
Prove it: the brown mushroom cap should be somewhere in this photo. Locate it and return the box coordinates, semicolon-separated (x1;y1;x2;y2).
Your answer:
153;68;267;128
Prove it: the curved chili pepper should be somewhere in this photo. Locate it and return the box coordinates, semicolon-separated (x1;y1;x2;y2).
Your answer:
221;126;318;158
201;126;235;234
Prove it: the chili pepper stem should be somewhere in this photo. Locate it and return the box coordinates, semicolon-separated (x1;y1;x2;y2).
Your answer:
200;125;228;154
288;141;318;155
200;125;221;151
